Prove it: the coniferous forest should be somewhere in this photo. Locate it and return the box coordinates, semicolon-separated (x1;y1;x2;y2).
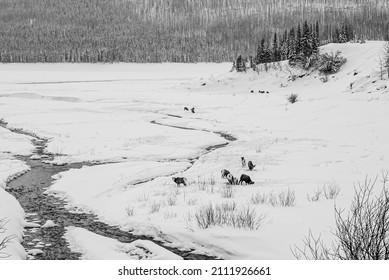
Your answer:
0;0;388;63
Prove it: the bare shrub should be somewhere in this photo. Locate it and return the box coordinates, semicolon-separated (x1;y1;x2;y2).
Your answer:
307;188;322;202
209;175;216;186
163;211;177;219
167;196;177;206
287;93;298;104
187;198;198;206
149;201;161;214
255;144;262;153
293;176;389;259
196;175;207;191
137;193;149;202
194;203;265;230
220;184;235;198
269;189;296;207
0;218;15;258
250;192;268;205
125;205;135;216
220;201;237;212
323;183;341;200
307;184;341;202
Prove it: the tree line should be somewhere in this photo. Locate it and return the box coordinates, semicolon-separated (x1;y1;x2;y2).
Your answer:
0;0;388;63
234;20;356;72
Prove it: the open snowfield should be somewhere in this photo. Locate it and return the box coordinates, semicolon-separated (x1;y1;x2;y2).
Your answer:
1;41;389;259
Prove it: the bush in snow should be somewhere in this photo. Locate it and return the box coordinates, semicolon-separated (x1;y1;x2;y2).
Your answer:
0;218;14;258
250;192;268;205
307;188;322;202
125;205;135;216
307;183;341;202
317;51;347;75
323;183;341;200
220;184;235;198
287;93;298;104
269;189;296;207
194;202;265;230
294;174;389;259
149;201;161;214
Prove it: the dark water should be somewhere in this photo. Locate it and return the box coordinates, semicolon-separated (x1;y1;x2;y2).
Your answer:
2;119;236;260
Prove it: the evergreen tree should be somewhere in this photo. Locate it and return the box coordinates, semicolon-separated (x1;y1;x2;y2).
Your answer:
340;24;348;43
256;38;266;64
296;24;302;55
314;21;320;52
249;55;256;70
272;32;281;61
236;55;247;72
263;43;272;63
280;30;289;60
288;27;296;59
301;20;312;57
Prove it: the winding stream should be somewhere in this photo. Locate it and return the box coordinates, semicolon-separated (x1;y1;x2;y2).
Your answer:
1;118;236;260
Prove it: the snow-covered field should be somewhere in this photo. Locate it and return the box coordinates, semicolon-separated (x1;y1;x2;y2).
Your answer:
1;41;389;259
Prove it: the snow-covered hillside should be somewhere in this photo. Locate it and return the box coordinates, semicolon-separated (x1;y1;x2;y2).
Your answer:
1;41;388;259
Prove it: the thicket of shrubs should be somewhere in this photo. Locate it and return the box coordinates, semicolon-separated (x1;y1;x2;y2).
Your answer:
317;51;348;74
293;175;389;260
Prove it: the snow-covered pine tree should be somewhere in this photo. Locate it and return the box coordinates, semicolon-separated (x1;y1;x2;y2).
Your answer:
256;38;266;64
249;55;256;70
339;24;348;43
301;20;312;57
263;44;272;63
314;21;320;52
272;32;281;61
288;27;296;60
280;30;289;60
236;55;247;72
296;24;302;56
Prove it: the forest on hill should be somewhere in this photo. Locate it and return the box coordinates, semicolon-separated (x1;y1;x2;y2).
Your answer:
0;0;388;63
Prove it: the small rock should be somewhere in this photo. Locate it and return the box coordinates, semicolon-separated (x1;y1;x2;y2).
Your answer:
27;249;45;256
41;220;57;228
30;155;41;160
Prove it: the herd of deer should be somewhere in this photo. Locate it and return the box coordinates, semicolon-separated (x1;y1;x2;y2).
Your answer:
172;156;256;187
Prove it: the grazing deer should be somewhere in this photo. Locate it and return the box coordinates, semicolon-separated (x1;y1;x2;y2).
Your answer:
221;169;231;179
239;174;254;185
172;177;188;187
248;161;256;171
191;107;195;113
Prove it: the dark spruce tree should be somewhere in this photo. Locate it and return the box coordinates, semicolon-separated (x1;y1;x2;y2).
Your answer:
296;24;303;57
312;21;320;53
272;33;281;61
339;24;348;43
288;27;296;60
256;38;266;64
236;55;247;72
301;20;312;57
280;30;289;60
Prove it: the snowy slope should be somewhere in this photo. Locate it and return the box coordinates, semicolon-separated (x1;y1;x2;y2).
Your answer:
1;42;388;259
